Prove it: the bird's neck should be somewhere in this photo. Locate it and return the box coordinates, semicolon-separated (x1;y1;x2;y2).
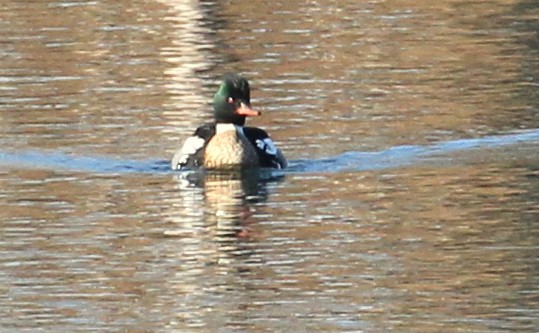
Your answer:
215;123;243;134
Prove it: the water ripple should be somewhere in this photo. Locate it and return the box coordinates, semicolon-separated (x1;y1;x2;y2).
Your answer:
0;129;537;175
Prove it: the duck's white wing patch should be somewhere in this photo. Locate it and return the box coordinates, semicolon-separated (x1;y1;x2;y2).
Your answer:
171;136;205;169
181;136;205;155
256;138;278;155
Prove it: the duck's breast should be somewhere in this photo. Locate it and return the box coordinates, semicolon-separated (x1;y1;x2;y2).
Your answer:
203;127;259;169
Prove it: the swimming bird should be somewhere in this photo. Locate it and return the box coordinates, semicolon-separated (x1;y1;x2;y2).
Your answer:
171;74;287;170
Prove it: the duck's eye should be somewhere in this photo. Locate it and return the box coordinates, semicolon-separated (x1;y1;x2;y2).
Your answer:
227;97;235;104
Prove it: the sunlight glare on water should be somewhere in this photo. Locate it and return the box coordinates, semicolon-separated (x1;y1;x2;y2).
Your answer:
0;0;538;332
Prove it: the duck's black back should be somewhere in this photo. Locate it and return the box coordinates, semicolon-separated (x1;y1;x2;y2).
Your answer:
243;127;281;168
177;124;215;169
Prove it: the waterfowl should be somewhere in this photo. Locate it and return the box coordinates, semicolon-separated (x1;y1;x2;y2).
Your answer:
171;74;287;170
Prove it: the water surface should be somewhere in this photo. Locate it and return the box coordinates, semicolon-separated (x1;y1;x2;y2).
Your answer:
0;0;538;332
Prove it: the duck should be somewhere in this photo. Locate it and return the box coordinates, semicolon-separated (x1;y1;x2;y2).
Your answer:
171;73;287;170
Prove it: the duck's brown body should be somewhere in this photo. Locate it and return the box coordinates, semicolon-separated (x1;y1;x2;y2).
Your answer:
203;124;259;169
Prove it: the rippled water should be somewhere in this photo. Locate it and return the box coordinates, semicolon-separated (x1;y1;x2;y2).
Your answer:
1;0;538;332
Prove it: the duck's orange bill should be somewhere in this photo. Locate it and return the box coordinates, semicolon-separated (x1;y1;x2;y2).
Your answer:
236;102;261;117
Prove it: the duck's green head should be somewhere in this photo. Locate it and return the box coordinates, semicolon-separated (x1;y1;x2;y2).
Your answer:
213;73;260;126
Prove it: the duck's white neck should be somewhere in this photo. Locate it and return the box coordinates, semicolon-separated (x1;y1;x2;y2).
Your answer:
216;123;243;134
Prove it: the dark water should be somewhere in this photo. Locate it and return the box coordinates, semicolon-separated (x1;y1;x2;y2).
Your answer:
1;0;538;332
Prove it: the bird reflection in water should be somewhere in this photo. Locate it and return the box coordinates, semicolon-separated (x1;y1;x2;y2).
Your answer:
169;169;282;242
